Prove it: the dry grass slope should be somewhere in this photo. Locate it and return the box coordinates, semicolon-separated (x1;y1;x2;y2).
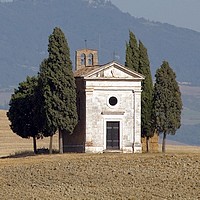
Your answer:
1;109;200;157
0;110;58;157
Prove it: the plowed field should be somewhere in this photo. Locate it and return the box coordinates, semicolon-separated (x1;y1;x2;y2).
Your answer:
0;153;200;200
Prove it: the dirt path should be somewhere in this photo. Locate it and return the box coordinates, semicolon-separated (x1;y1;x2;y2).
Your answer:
0;153;200;200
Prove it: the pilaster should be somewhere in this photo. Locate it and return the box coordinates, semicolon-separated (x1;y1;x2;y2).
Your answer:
133;89;142;153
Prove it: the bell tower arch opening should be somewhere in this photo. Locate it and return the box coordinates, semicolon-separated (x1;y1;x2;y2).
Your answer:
88;53;93;66
81;53;86;66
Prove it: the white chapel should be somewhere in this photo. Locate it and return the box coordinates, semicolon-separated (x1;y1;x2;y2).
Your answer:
63;48;144;153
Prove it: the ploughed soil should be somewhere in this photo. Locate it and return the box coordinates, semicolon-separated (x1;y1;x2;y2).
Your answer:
0;153;200;200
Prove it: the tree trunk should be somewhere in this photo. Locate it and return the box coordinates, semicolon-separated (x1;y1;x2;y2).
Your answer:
33;136;37;154
59;129;63;154
49;135;53;154
146;136;150;153
162;132;167;153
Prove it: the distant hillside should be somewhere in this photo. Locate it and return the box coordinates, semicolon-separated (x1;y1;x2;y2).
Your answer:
0;0;200;89
167;124;200;146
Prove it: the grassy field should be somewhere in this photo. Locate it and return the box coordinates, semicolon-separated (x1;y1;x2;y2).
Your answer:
161;144;200;153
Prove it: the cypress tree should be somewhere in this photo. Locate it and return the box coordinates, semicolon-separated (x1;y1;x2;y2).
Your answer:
153;61;182;153
38;27;78;154
125;31;139;71
38;59;57;154
138;41;154;152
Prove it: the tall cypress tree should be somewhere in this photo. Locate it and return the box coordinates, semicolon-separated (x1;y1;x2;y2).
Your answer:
153;61;182;153
38;59;57;154
138;41;154;152
38;27;78;154
125;31;139;71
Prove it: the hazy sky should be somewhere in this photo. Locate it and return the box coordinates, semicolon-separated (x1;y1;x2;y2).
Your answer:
110;0;200;32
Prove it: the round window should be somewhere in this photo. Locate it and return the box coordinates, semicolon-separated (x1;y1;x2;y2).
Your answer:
109;96;118;106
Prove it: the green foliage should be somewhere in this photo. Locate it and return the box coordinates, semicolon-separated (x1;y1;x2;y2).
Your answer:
38;59;56;136
7;76;42;139
153;61;182;135
125;32;154;143
7;27;78;154
125;31;139;71
138;41;154;138
38;27;78;135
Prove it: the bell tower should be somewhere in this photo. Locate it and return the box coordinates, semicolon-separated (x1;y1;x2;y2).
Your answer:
75;49;98;71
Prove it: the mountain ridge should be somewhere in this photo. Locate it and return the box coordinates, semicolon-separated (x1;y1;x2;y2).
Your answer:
0;0;200;88
1;0;200;88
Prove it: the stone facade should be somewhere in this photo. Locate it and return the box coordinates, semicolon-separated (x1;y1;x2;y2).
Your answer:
63;49;144;153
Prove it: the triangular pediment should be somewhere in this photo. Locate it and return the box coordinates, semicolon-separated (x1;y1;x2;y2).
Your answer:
84;62;145;80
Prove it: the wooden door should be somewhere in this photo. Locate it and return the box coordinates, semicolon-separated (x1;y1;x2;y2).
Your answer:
106;121;120;150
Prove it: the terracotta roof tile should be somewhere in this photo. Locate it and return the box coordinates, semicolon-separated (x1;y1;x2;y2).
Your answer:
74;66;100;77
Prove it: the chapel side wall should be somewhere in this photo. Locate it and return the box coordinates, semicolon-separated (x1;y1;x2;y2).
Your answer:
63;78;86;153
